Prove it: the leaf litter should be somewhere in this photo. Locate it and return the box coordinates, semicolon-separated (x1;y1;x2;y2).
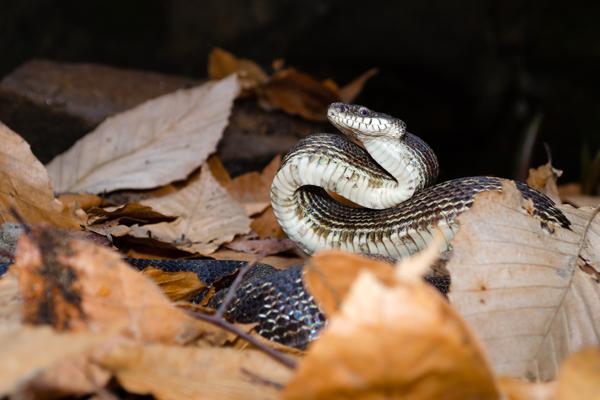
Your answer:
0;50;598;399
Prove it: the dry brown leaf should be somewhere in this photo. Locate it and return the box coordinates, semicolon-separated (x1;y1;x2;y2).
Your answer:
527;162;562;203
257;68;339;121
555;347;600;400
447;182;600;379
251;206;286;238
46;75;239;193
0;327;108;396
141;266;206;301
338;68;379;103
13;225;225;344
225;155;281;217
86;203;175;226
127;166;251;255
304;251;394;317
98;343;293;400
57;192;104;211
207;154;233;186
283;270;498;399
208;47;269;93
0;124;80;229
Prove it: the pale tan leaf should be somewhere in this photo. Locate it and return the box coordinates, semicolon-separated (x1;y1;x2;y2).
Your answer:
559;183;600;208
98;343;293;400
46;75;240;193
141;266;207;301
0;124;80;229
128;166;251;255
497;377;555;400
0;272;22;335
283;270;498;399
447;182;600;380
208;48;269;93
0;327;107;396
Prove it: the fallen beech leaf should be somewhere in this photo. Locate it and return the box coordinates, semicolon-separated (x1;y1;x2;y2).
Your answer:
447;182;600;379
304;251;394;317
338;68;379;103
141;266;206;301
208;48;269;93
87;203;175;225
225;237;296;256
0;327;107;396
251;206;286;238
555;347;600;400
14;225;224;344
226;155;281;216
258;68;339;121
46;75;239;193
98;343;294;400
527;162;562;203
0;124;80;229
57;193;104;211
127;166;251;255
283;270;498;399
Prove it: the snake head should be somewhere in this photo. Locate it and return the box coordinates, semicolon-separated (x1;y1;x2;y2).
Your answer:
327;103;407;140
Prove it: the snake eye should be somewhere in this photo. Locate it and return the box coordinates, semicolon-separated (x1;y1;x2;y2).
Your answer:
358;107;369;117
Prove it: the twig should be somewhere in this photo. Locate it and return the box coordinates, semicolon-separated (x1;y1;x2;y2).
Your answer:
215;256;259;319
184;308;297;370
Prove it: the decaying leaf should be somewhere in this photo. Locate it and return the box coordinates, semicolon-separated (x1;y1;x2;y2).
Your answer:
0;123;80;229
225;237;296;256
0;272;22;334
13;225;224;344
98;343;294;400
555;347;600;400
208;47;269;93
338;68;379;103
141;266;206;301
127;166;251;255
225;155;281;217
447;182;600;380
304;251;394;317
0;327;108;396
46;75;240;194
559;183;600;208
283;269;498;399
257;68;339;121
210;249;303;269
527;162;562;203
496;377;555;400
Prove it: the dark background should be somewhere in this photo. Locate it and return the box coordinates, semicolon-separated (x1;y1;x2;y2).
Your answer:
1;0;599;186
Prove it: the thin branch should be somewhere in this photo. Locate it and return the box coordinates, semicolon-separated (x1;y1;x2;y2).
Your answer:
215;256;259;319
184;308;297;370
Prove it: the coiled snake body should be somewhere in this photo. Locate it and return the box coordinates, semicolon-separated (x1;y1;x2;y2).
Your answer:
0;103;570;350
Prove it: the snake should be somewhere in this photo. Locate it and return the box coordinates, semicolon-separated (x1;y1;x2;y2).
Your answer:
0;103;570;350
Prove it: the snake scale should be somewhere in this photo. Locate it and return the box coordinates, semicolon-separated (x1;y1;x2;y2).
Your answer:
0;103;570;350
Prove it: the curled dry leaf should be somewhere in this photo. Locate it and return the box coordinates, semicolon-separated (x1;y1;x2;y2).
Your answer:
555;347;600;400
225;155;281;217
283;270;498;399
527;162;562;203
98;343;294;400
251;206;286;238
447;182;600;379
304;251;394;317
257;68;339;121
208;47;269;93
559;183;600;208
0;124;80;229
127;166;251;255
46;75;240;194
141;266;206;302
338;68;379;103
13;225;225;344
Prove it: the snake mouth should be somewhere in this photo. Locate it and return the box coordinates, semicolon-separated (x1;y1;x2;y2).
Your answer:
327;102;406;140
